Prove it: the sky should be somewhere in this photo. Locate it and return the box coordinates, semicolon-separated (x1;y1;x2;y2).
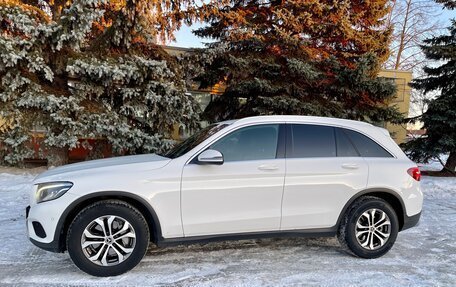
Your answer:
169;8;455;49
172;22;209;48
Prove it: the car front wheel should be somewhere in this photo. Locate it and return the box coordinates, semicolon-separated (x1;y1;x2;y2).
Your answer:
67;200;150;276
337;196;399;258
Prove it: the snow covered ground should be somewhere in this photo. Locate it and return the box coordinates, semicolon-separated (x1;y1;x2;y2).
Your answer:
418;155;448;172
0;167;455;287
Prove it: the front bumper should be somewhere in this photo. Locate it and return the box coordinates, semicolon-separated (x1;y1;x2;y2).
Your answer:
26;192;78;253
402;211;421;231
26;205;62;252
29;237;62;253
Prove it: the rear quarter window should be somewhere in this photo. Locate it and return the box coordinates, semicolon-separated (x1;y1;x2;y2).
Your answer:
335;128;359;157
343;129;393;158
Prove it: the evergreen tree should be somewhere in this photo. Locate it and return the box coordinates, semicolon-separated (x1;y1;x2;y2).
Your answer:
404;1;456;174
436;0;456;9
192;0;400;124
0;0;199;166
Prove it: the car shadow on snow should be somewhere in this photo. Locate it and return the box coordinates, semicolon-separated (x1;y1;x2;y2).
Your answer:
146;236;345;257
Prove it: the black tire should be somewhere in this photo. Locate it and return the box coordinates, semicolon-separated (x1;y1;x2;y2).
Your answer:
337;196;399;259
67;200;150;276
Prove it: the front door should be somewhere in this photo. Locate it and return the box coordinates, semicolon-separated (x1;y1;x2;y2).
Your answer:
181;124;285;237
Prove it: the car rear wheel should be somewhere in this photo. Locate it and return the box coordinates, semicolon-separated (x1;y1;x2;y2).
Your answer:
337;196;399;258
67;200;149;276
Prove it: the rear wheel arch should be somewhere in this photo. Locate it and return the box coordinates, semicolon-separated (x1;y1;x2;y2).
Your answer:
337;195;399;258
337;189;406;231
55;191;163;252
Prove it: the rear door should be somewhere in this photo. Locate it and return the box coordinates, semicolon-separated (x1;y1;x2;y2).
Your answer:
281;124;368;230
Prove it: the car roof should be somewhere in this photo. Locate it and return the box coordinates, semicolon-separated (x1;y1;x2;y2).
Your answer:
229;115;373;129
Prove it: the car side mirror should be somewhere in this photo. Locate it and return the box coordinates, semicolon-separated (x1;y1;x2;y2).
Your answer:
197;149;224;165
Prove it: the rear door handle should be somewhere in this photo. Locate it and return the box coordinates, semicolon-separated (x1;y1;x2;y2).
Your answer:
341;163;359;170
258;164;279;171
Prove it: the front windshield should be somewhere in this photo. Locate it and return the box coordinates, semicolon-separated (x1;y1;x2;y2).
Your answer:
163;123;230;159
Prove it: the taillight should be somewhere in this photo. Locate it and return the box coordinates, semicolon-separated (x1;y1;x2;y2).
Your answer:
407;167;421;181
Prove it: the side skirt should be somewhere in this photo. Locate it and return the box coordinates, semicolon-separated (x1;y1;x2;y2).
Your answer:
156;227;337;247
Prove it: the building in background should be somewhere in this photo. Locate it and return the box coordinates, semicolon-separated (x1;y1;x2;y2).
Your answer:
378;70;413;144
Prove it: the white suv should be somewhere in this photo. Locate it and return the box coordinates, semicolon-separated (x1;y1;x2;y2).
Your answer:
26;116;423;276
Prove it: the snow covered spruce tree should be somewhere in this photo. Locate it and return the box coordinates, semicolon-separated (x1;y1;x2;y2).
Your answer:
403;0;456;174
0;0;199;166
192;0;400;123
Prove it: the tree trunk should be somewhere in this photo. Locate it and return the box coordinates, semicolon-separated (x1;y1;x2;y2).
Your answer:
442;152;456;174
47;147;69;167
394;0;412;70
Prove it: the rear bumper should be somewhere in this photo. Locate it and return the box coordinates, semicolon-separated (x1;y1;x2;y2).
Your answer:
401;211;421;231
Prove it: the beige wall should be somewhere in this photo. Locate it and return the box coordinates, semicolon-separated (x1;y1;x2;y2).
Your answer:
379;70;413;144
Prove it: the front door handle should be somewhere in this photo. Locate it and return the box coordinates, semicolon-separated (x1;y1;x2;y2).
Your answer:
341;163;359;170
258;164;279;171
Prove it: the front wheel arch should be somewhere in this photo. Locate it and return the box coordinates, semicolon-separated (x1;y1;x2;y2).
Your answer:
66;200;150;276
56;191;162;252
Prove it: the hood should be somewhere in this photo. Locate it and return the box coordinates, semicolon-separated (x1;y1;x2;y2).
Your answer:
34;154;170;182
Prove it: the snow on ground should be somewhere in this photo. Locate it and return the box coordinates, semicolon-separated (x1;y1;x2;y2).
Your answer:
0;167;455;287
418;155;448;172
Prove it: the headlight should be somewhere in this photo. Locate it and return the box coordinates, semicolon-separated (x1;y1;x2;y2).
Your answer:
36;182;73;203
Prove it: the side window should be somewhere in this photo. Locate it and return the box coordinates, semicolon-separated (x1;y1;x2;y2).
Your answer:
289;124;336;158
209;124;279;162
343;129;393;158
335;128;359;157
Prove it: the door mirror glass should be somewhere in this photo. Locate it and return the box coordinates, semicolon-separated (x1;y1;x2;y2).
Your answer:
197;149;224;165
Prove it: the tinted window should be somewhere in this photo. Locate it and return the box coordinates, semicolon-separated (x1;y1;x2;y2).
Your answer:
335;128;359;157
343;129;393;158
289;124;336;158
210;125;279;162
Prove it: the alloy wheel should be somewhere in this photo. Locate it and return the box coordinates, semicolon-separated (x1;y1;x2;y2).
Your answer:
355;208;391;250
80;215;136;266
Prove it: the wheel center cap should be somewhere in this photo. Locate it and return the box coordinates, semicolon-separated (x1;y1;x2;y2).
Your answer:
106;237;112;244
